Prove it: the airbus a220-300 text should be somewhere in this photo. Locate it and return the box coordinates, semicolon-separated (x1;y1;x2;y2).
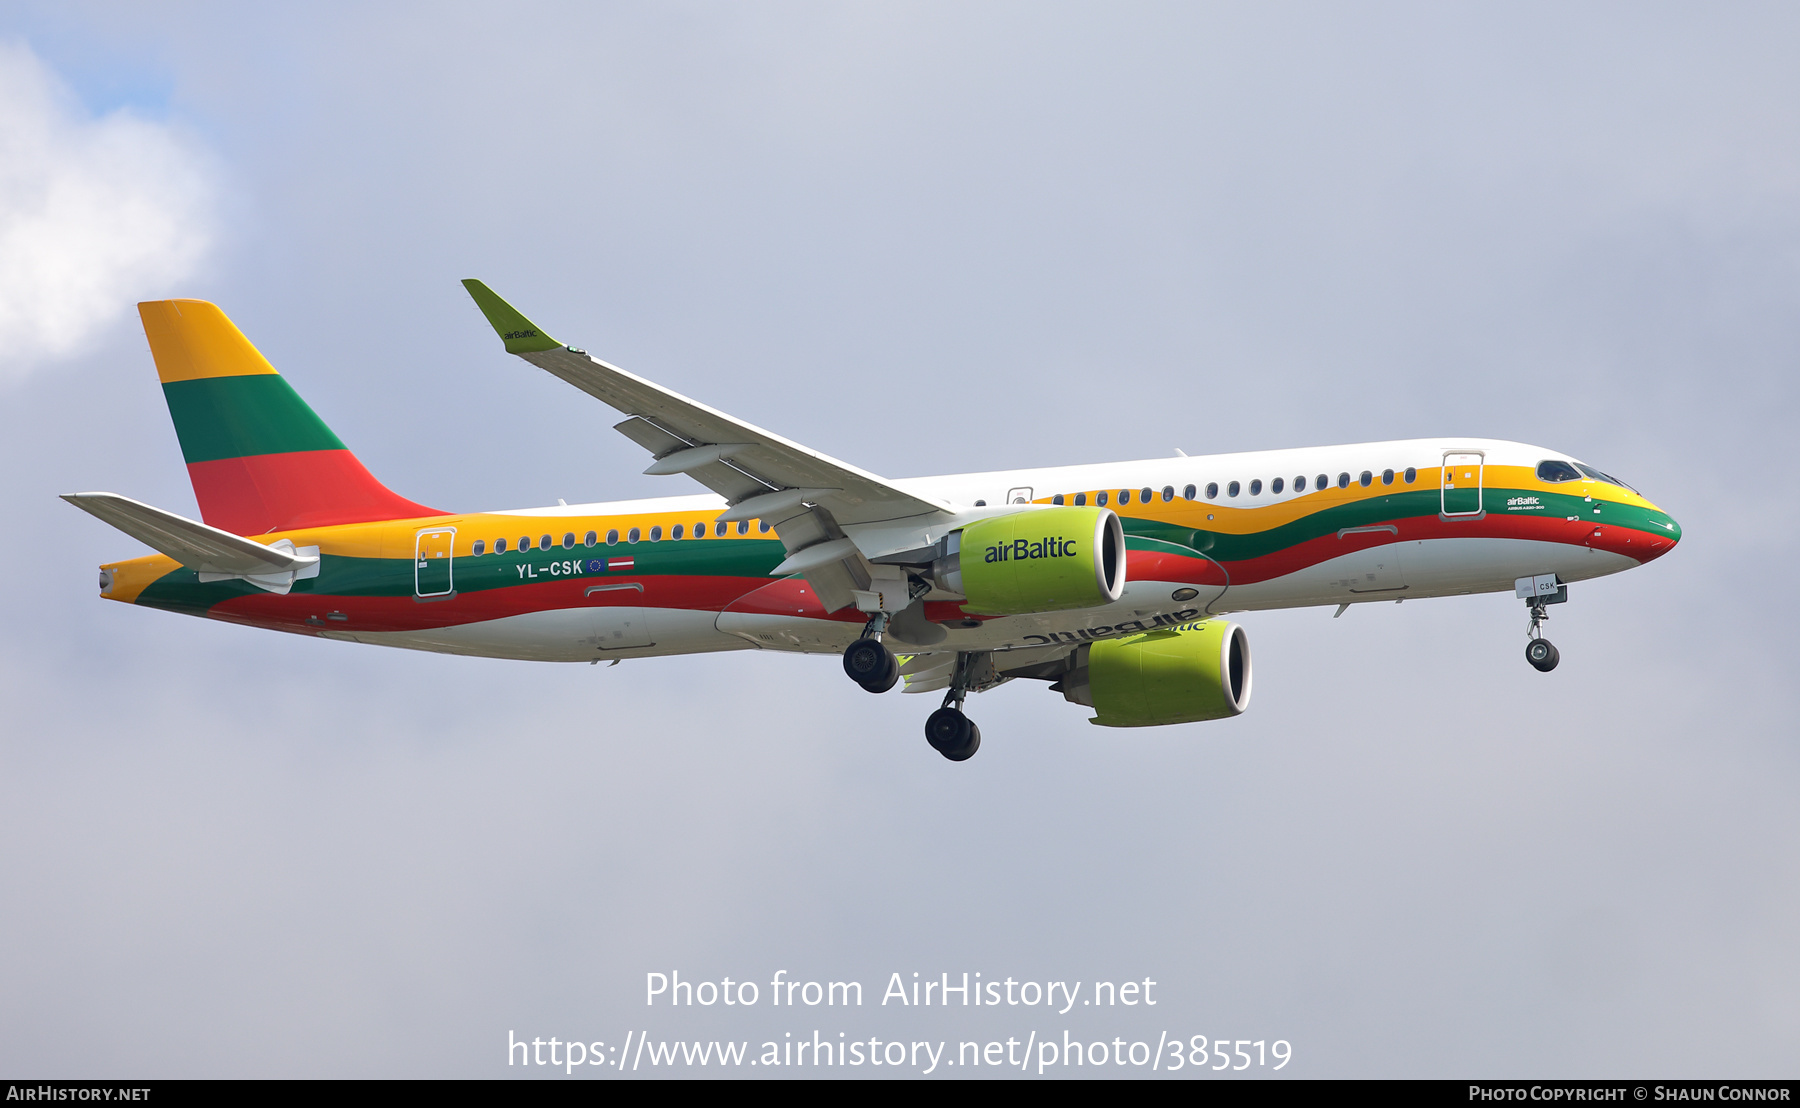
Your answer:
65;283;1682;760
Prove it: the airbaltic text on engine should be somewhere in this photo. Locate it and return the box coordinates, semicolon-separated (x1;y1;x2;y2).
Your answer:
986;536;1078;563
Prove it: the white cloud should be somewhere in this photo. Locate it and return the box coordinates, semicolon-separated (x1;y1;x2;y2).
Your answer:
0;40;216;382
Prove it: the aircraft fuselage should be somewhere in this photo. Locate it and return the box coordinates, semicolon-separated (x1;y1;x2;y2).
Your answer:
97;436;1679;664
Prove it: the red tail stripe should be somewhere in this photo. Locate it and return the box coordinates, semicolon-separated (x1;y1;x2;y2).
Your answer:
186;449;445;535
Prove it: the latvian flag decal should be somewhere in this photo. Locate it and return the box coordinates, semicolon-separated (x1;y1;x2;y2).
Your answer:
607;557;634;572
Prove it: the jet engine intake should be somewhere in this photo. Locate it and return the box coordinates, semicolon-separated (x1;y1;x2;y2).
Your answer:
1057;621;1251;727
932;506;1124;616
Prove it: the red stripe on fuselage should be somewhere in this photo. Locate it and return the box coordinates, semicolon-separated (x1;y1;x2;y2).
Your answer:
1128;511;1668;589
201;511;1673;637
186;449;444;535
206;573;773;635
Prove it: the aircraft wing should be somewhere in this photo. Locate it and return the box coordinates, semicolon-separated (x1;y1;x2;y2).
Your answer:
463;280;955;611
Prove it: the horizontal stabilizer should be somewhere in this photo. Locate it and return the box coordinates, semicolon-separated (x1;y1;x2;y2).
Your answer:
63;492;320;593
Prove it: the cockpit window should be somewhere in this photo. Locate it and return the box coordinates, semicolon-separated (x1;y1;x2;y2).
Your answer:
1536;460;1582;483
1574;463;1638;493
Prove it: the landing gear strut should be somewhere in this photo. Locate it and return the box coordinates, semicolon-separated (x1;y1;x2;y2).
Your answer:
924;656;981;761
842;612;898;693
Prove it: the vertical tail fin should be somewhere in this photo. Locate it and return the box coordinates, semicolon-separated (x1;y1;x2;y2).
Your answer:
140;299;443;534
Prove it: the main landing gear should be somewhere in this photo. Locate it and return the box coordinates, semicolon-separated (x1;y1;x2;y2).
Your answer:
922;653;983;762
842;611;898;693
926;704;980;762
839;628;985;762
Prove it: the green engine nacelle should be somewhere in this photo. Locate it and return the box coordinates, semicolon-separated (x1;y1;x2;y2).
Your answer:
934;506;1125;616
1058;621;1252;727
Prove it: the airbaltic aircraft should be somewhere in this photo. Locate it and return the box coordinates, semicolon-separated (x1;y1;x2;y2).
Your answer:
66;283;1682;760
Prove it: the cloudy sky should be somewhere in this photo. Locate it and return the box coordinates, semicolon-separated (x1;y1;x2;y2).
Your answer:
1;2;1795;1078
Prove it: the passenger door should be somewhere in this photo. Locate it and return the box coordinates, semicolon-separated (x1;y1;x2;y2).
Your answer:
1441;452;1484;517
414;527;455;597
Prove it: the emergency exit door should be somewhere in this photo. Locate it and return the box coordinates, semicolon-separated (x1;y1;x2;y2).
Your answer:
1441;453;1484;517
415;527;455;597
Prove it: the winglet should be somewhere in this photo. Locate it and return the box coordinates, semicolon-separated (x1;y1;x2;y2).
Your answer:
461;279;561;353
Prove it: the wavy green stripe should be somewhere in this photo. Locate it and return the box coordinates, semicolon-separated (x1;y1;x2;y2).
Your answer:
1123;487;1676;561
134;537;790;610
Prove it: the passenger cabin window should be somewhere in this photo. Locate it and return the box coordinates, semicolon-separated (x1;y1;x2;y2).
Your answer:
1097;491;1108;506
1053;494;1065;505
1272;477;1284;494
519;536;532;550
472;539;486;556
1295;475;1307;492
1381;469;1394;486
1227;481;1240;497
974;500;986;507
1336;473;1350;489
1074;492;1087;506
1316;474;1328;491
1404;467;1417;484
759;521;771;533
649;526;661;541
694;522;707;538
540;535;553;550
563;533;575;548
584;531;597;546
1536;460;1582;483
1140;487;1153;503
1161;486;1174;502
1183;484;1197;501
736;520;749;535
1359;471;1372;488
1119;489;1131;505
627;528;640;543
605;529;619;545
672;524;684;540
1205;482;1218;499
1249;479;1262;495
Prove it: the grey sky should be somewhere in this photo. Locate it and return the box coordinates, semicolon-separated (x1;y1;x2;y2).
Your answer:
1;2;1795;1077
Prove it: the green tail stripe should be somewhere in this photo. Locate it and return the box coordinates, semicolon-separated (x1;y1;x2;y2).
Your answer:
162;374;346;464
461;279;561;354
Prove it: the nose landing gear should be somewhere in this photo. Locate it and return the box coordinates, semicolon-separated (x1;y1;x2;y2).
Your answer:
1519;576;1567;673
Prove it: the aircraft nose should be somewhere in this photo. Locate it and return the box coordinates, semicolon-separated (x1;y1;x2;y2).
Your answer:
1640;503;1681;559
